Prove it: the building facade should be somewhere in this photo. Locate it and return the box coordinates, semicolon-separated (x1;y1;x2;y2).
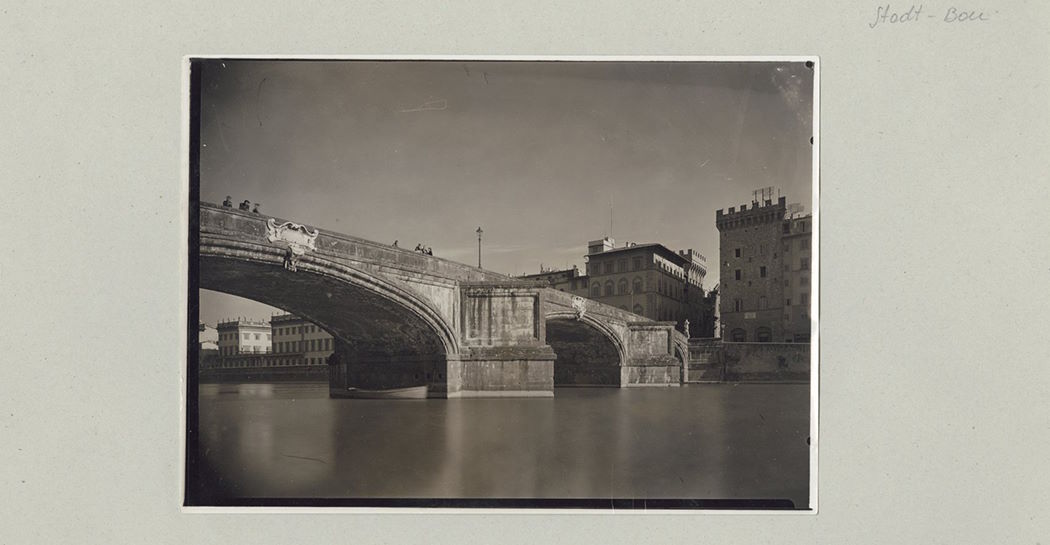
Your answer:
204;315;335;372
215;319;271;357
716;196;812;342
270;313;334;367
781;215;813;342
519;237;717;337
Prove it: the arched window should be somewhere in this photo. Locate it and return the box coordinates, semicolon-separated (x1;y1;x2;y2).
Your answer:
633;304;644;315
731;328;747;342
617;279;628;295
604;281;615;296
632;277;643;294
756;327;772;342
759;296;768;310
591;283;601;297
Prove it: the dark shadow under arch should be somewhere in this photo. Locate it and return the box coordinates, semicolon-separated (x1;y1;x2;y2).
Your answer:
200;252;451;391
545;317;623;387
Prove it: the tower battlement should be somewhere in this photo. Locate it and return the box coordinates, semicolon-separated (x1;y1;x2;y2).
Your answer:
715;196;787;231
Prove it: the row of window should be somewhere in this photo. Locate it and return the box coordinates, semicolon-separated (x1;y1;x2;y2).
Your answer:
218;332;272;341
273;324;322;337
728;328;809;343
274;338;332;353
598;257;648;275
588;277;687;298
731;293;809;312
731;236;810;262
784;238;811;252
212;356;329;369
785;276;811;288
782;221;809;234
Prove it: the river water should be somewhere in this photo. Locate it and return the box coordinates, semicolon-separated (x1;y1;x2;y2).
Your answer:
194;383;811;507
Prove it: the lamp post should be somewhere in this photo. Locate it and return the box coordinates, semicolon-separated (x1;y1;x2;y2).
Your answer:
476;226;483;268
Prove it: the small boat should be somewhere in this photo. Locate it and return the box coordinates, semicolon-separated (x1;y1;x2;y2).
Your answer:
336;385;429;399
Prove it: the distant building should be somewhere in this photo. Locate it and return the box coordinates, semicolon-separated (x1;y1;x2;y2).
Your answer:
781;214;813;342
216;319;271;356
519;237;717;337
271;314;334;367
716;196;812;342
203;315;334;373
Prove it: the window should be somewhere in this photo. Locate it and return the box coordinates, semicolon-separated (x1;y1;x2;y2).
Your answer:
756;327;772;342
801;275;809;287
801;292;810;306
604;262;613;274
801;257;810;270
633;303;644;315
783;223;790;234
800;238;810;250
734;298;743;312
731;328;747;342
591;283;601;297
604;281;614;296
759;296;768;310
784;242;790;253
735;248;741;258
243;333;249;340
254;333;260;340
617;259;627;273
786;298;792;306
632;257;643;271
760;266;767;278
617;279;628;295
632;277;643;294
735;269;741;281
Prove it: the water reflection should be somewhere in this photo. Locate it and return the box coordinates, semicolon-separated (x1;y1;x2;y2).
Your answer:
196;383;809;505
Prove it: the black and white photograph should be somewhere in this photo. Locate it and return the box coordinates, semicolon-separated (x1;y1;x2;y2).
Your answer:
185;57;818;509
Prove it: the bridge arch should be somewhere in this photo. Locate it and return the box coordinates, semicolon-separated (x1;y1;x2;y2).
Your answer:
199;237;459;372
544;310;626;387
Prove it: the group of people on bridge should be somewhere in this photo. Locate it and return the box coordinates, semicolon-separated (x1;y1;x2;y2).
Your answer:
392;240;434;256
222;196;259;214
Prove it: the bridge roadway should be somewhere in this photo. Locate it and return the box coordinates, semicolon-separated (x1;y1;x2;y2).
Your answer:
198;203;687;398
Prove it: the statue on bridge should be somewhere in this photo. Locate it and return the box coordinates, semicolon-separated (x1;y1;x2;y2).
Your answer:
571;296;587;321
265;218;319;272
683;319;690;339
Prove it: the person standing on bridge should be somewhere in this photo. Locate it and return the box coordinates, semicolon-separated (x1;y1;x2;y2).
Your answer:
222;196;233;208
239;199;251;211
252;202;260;213
392;240;398;247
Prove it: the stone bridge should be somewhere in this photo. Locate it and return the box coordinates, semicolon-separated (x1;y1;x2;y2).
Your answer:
198;203;687;398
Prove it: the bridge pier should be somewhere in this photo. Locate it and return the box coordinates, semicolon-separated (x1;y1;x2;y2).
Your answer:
450;283;556;397
621;322;681;387
327;282;558;398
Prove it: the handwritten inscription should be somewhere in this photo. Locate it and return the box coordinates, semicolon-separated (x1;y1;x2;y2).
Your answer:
869;4;991;28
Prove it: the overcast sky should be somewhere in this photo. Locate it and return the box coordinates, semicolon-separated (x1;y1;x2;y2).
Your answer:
197;59;814;325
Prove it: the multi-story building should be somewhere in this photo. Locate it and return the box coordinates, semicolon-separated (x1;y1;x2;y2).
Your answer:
216;319;271;357
781;214;813;342
519;237;717;337
716;195;812;342
270;314;334;367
